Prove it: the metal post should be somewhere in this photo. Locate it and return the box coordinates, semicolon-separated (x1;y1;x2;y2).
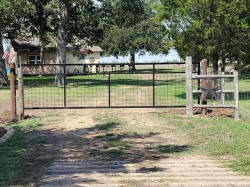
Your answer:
153;64;155;106
201;59;208;114
108;73;111;107
186;56;193;115
10;63;16;121
234;70;239;120
63;64;66;108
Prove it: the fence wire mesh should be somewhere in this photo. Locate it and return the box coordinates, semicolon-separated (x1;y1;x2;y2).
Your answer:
22;63;189;109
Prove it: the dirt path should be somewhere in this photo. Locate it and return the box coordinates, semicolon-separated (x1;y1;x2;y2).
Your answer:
26;109;250;187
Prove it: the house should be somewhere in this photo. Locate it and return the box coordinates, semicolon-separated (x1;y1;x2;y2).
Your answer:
12;38;103;74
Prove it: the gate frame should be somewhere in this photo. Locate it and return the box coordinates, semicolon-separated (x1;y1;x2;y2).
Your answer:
18;61;199;114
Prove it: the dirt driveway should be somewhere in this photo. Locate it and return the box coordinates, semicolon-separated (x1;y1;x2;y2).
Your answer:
24;109;250;187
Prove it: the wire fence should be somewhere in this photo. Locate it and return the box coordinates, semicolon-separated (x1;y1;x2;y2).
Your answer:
21;62;194;109
1;63;249;115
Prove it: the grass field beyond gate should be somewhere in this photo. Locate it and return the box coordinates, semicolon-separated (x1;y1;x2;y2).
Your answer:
23;73;187;108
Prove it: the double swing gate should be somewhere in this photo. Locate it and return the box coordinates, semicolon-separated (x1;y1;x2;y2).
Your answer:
21;62;197;110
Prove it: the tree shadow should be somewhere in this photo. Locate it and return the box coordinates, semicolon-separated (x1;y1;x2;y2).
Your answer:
0;86;10;90
23;74;185;89
1;115;191;186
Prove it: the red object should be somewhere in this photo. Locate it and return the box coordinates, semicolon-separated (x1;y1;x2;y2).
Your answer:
2;46;15;63
0;127;7;138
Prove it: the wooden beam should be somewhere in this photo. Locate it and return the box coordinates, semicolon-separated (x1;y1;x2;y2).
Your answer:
234;70;240;120
193;90;234;94
194;105;235;108
186;56;193;115
192;75;234;79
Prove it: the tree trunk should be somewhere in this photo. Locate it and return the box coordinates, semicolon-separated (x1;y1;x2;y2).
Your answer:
221;57;226;73
40;42;44;64
55;4;68;86
130;52;136;72
0;44;9;86
212;57;219;86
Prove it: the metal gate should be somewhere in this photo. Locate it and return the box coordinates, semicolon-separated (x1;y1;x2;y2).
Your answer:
22;62;192;109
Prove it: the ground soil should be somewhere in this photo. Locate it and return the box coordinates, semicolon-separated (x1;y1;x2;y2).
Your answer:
21;109;250;187
0;112;12;123
161;108;235;118
0;127;7;138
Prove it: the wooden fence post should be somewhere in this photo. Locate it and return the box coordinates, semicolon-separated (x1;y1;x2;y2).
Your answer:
201;59;208;114
221;72;225;105
186;56;193;115
234;70;239;120
17;57;24;120
10;62;16;121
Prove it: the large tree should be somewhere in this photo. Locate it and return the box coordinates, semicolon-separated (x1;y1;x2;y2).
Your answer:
157;0;250;73
1;0;103;86
0;0;32;86
100;0;166;71
52;0;102;85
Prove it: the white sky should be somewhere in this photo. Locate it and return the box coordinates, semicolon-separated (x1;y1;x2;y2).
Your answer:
100;50;181;63
2;40;180;62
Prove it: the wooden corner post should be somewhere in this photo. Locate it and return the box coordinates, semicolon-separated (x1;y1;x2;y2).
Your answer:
186;56;193;115
10;62;16;121
201;59;208;114
234;70;239;120
17;56;24;120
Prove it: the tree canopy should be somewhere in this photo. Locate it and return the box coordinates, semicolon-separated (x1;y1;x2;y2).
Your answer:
100;0;166;71
157;0;250;72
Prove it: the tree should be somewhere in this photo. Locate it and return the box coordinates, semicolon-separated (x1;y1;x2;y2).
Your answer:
0;0;31;86
100;0;166;71
52;0;102;85
157;0;250;73
1;0;103;86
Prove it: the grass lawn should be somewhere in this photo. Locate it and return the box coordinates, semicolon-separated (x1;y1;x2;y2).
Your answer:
0;119;48;186
157;113;250;175
23;73;187;108
0;70;249;185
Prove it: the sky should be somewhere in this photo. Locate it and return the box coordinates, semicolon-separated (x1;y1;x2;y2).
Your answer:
2;40;180;63
100;50;181;63
2;40;180;62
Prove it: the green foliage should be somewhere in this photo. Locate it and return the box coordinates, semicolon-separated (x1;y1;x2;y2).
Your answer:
100;0;166;61
157;0;250;66
0;0;102;45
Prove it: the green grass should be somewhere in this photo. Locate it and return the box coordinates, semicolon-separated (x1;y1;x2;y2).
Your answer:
0;119;45;186
157;113;250;175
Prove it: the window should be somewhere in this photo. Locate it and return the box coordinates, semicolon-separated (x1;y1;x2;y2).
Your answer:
28;55;41;64
77;53;85;60
89;57;95;63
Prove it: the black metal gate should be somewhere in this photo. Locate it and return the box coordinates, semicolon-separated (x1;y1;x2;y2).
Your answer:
22;62;189;109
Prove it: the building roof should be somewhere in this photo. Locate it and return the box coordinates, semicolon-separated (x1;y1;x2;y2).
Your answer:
13;37;103;53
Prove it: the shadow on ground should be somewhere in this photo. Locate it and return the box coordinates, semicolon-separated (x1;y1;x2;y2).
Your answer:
1;118;190;186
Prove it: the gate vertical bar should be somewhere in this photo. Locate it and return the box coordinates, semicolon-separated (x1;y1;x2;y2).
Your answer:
186;56;193;115
63;64;66;108
108;73;111;107
153;64;155;106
